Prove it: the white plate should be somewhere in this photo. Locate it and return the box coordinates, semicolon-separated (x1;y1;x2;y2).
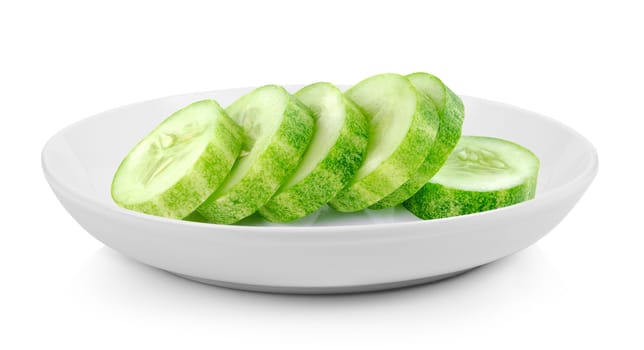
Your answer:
42;86;598;294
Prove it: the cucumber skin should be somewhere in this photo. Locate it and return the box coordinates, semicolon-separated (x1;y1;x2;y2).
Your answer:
403;176;537;220
329;78;440;212
259;92;369;222
371;74;464;209
197;92;315;224
113;100;243;219
183;209;209;222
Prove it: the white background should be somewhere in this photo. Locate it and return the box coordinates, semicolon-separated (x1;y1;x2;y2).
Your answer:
1;0;641;349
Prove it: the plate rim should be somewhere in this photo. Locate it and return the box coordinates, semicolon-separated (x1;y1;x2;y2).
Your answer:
42;88;599;233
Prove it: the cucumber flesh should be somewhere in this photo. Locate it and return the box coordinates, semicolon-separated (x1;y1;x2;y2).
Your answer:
371;72;464;209
196;85;315;224
329;73;439;212
111;100;242;219
258;82;369;222
404;136;540;220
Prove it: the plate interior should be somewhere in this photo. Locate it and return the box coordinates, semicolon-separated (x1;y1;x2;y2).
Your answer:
43;87;597;227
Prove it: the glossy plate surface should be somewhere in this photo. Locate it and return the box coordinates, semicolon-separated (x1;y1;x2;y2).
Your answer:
42;86;598;293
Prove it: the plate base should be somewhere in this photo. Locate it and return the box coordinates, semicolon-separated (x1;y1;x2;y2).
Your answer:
170;268;476;294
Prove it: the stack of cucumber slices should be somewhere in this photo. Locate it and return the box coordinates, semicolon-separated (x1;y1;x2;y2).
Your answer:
112;73;540;224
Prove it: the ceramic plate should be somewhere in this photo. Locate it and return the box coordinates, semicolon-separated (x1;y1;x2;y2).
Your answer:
42;86;598;293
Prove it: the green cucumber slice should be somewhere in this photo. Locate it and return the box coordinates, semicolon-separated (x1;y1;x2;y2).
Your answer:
111;100;242;219
258;82;369;222
404;136;540;220
329;73;440;212
371;72;464;209
196;85;315;224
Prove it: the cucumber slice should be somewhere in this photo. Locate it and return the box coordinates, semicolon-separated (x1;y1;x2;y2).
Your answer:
329;73;440;212
111;100;242;219
371;72;464;209
258;83;369;222
196;85;315;224
404;136;540;220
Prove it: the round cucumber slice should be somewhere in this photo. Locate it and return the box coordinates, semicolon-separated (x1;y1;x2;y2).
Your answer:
371;72;464;209
258;82;369;222
111;100;242;219
329;73;440;212
196;85;315;224
404;136;540;220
